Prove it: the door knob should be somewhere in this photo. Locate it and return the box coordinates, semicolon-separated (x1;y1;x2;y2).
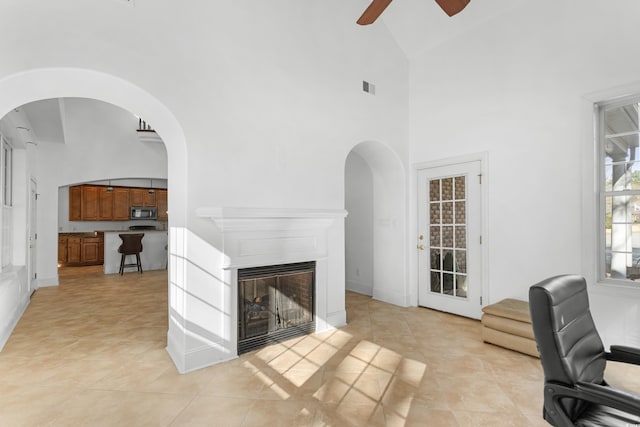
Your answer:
417;244;425;251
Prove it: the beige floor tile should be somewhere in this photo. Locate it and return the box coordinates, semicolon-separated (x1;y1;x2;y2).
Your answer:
242;399;318;427
49;389;193;426
314;402;386;427
169;395;255;426
0;266;555;426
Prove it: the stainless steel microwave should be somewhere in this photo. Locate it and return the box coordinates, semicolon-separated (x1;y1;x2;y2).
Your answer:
130;206;157;220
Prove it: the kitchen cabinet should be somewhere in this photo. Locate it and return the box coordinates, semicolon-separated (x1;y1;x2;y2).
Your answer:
82;186;100;220
67;237;82;264
58;233;105;266
69;186;82;221
69;184;166;221
58;236;68;264
82;237;101;264
130;188;156;207
156;189;168;221
98;188;114;220
113;187;130;220
97;187;130;221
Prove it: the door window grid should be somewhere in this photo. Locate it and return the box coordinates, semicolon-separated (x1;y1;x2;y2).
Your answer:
429;175;468;298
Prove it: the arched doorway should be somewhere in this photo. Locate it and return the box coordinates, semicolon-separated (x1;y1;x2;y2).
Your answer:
0;67;188;369
344;141;408;306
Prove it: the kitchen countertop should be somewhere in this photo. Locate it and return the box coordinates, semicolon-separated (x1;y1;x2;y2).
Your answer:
59;232;103;237
96;229;167;233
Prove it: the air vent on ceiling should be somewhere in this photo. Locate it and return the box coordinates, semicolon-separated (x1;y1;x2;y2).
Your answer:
363;80;376;95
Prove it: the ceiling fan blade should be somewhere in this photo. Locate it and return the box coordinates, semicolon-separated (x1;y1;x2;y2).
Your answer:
357;0;393;25
435;0;470;17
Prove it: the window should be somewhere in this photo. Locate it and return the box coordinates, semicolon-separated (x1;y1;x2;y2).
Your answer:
0;135;12;269
2;137;12;207
598;98;640;284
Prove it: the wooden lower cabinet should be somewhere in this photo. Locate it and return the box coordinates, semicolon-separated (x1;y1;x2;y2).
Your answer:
59;233;104;266
81;237;101;264
58;236;68;264
67;237;82;264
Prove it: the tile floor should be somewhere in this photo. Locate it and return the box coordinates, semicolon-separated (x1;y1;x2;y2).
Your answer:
0;266;637;426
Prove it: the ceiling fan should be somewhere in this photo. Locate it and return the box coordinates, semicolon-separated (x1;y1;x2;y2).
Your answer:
357;0;470;25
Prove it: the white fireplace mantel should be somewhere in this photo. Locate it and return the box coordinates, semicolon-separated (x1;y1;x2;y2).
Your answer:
196;207;348;269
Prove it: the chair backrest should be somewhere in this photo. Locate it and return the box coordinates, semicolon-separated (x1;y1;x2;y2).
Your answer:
529;274;607;421
118;233;144;254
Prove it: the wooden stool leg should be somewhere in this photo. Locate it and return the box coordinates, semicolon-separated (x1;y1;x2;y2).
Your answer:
119;254;125;275
136;253;143;274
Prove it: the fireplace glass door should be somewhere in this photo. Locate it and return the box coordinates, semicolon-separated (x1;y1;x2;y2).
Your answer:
238;261;315;354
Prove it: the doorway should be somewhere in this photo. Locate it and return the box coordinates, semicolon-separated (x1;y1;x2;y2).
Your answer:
417;159;483;319
0;67;189;372
344;141;407;306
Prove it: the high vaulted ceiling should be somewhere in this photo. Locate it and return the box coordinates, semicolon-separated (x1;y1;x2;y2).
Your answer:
4;1;532;144
377;0;529;58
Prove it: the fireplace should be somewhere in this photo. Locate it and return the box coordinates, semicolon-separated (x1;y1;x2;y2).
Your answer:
238;261;315;354
187;207;347;370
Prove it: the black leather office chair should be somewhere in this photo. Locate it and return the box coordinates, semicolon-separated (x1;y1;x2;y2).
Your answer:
529;275;640;426
118;233;144;275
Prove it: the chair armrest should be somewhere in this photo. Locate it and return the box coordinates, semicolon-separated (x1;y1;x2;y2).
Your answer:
543;381;640;426
607;345;640;365
575;381;640;416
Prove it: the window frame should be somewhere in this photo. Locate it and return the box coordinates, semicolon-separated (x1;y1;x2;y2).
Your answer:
596;96;640;286
2;136;12;207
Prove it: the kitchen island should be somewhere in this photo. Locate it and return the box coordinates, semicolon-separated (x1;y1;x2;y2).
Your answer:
101;230;168;274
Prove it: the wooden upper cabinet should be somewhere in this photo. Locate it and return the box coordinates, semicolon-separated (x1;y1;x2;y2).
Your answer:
113;187;130;220
144;190;157;207
69;186;82;221
98;188;114;220
69;184;166;221
82;186;100;221
156;189;168;221
130;187;157;207
130;188;145;207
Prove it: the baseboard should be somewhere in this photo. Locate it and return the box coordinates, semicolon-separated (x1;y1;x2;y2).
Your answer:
345;279;372;296
373;287;410;307
0;295;29;351
35;276;59;287
166;328;238;374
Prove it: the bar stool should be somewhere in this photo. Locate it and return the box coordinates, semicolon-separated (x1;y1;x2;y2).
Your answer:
118;233;144;275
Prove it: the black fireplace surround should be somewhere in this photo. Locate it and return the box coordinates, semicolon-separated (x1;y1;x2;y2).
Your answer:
237;261;316;354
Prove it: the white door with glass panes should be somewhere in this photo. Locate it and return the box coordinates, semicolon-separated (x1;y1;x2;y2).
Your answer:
417;160;482;319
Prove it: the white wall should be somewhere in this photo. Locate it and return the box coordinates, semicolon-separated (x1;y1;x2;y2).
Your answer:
345;151;374;295
409;0;640;347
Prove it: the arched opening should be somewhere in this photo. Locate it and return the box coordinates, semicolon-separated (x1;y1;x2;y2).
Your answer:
344;141;408;306
0;67;188;369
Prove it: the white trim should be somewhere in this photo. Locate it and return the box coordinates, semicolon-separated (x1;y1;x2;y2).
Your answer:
585;88;640;291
